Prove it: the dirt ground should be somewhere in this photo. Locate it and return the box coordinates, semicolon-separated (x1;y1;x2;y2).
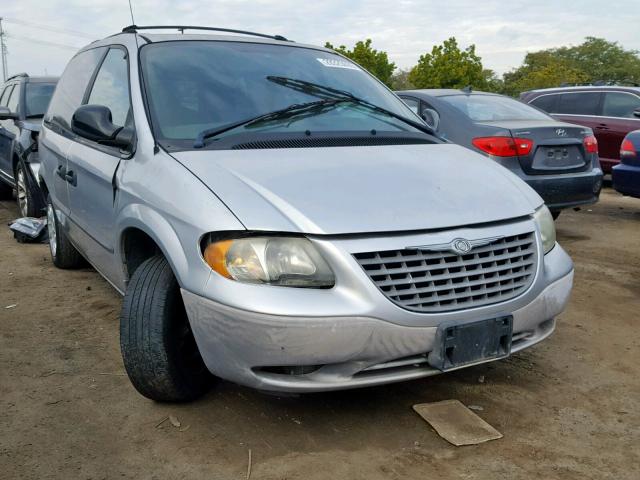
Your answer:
1;188;639;480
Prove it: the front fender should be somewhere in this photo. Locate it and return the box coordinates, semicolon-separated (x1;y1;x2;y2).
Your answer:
116;203;204;292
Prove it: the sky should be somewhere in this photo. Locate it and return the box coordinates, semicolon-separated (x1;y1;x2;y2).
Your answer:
2;0;640;79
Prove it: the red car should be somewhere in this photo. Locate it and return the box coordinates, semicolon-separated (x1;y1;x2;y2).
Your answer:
520;86;640;173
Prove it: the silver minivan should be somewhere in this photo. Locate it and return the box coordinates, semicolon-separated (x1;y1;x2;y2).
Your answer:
39;26;574;402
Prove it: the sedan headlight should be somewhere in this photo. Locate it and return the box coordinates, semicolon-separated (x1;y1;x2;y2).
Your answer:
203;236;335;287
532;205;556;254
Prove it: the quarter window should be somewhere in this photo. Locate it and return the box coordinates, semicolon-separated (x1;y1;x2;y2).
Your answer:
0;85;13;107
46;47;107;131
530;94;557;113
87;48;131;128
401;97;420;115
602;92;640;118
556;92;601;115
6;83;20;114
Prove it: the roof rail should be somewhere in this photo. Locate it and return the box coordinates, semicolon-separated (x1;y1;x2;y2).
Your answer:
6;72;28;81
121;25;289;42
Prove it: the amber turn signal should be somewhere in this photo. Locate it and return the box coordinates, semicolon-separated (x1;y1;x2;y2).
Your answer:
203;240;233;278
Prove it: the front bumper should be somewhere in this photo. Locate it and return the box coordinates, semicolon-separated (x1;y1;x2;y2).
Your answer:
183;222;574;392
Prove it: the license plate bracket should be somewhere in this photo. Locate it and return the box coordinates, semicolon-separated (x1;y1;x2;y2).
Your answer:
428;316;513;371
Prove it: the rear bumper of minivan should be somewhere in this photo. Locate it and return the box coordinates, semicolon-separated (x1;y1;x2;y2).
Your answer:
521;167;603;211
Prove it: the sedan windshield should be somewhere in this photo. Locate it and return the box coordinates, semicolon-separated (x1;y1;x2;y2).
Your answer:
441;94;551;122
25;82;57;117
140;41;423;149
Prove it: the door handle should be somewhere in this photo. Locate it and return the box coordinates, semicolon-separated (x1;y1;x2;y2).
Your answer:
595;124;609;130
56;164;66;180
65;170;77;186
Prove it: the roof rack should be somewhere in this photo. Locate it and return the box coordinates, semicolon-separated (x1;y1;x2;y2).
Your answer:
6;72;28;81
121;25;289;42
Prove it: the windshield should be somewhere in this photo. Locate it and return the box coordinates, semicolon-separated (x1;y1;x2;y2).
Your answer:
25;82;57;117
140;41;422;148
441;94;551;122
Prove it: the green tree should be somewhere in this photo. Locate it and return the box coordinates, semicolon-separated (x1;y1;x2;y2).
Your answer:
502;38;640;96
324;39;396;87
408;37;487;90
502;52;589;96
390;68;414;90
551;37;640;85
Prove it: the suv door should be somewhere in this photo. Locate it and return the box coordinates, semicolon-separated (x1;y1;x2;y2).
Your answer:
0;84;17;182
599;91;640;164
41;47;107;224
65;46;133;285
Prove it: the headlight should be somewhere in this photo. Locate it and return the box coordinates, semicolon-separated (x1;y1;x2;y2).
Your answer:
203;236;335;288
532;205;556;254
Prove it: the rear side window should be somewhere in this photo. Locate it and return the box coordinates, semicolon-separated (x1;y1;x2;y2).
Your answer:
86;48;131;128
529;94;557;113
25;83;57;117
602;92;640;118
46;47;106;131
6;83;20;114
556;92;601;115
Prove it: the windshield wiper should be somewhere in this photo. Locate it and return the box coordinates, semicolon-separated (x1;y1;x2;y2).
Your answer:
266;76;439;138
194;99;344;148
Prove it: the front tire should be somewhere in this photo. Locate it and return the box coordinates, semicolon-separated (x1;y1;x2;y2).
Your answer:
120;255;212;402
46;195;84;269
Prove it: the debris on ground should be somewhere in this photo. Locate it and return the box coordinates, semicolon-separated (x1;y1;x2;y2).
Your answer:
413;399;502;446
169;415;181;428
8;217;48;244
5;304;17;309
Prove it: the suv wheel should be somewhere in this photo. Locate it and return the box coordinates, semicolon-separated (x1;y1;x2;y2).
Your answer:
16;163;45;217
120;255;212;402
46;195;84;269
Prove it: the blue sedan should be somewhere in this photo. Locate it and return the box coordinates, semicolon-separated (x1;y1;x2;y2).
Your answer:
613;130;640;198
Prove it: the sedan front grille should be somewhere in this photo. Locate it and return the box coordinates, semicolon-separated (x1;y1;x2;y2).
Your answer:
354;232;537;313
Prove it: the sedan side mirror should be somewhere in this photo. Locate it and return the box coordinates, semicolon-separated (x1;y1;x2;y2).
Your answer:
71;104;133;150
0;106;18;120
421;108;440;131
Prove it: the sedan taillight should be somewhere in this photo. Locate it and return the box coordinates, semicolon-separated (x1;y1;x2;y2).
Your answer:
620;139;636;157
472;136;533;157
583;135;598;154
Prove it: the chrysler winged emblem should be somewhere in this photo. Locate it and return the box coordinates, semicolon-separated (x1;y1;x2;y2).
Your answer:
555;128;567;137
407;236;504;256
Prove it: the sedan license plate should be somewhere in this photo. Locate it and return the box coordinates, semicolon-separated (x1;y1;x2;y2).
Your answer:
428;316;513;371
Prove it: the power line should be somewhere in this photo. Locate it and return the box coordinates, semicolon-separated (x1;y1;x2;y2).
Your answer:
3;17;96;40
7;34;81;51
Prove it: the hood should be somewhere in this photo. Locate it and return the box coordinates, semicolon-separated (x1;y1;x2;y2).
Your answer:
173;143;542;235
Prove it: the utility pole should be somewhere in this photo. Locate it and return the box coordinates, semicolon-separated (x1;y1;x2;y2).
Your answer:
0;18;8;81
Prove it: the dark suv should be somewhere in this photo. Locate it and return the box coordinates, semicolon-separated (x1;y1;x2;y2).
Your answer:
520;86;640;173
0;73;58;216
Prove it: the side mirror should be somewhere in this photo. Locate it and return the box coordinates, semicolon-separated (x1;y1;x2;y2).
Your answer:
71;104;133;149
421;108;440;131
0;106;18;120
633;108;640;118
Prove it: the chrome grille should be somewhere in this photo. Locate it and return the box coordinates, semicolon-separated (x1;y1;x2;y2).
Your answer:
354;232;537;313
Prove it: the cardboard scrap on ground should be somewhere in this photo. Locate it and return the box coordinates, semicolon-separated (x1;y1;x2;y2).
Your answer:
413;399;502;446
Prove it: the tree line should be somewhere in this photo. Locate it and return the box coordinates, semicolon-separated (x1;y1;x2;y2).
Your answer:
324;37;640;96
